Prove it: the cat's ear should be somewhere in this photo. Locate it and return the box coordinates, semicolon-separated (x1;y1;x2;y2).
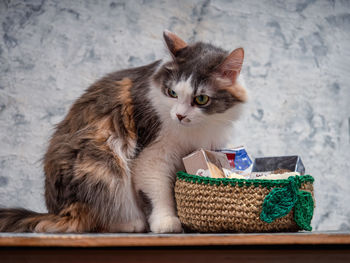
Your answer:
214;48;247;102
163;30;188;57
216;48;244;84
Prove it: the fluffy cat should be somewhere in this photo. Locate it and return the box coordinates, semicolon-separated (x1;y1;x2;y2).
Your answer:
0;31;247;233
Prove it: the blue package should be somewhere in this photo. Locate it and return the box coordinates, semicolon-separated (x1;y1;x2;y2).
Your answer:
219;147;253;174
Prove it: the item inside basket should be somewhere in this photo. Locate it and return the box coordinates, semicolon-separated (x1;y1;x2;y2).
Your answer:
182;147;306;179
182;149;231;178
217;146;253;176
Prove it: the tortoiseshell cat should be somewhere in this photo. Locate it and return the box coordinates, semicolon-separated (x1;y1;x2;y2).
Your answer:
0;31;247;233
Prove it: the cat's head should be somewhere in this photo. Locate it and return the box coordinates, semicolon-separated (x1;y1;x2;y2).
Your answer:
152;31;247;127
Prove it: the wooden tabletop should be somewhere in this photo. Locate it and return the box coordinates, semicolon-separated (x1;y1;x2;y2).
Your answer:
0;231;349;247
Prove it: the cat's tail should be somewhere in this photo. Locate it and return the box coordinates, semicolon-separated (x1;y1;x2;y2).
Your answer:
0;206;93;233
0;208;49;232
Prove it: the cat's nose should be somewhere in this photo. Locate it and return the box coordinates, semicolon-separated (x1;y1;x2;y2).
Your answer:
176;114;186;121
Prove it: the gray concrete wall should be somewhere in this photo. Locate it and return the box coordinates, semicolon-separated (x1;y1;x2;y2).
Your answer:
0;0;349;231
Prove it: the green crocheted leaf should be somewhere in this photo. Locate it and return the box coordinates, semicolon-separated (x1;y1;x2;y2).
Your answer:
294;191;314;231
260;177;298;223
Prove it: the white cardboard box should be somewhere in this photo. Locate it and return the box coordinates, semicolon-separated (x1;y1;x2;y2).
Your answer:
182;149;231;178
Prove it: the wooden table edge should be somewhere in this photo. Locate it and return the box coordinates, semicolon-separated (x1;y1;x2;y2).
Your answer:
0;233;350;247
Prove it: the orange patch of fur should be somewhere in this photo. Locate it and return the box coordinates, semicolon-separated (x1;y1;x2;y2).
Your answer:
94;116;114;143
225;83;248;102
215;77;248;102
116;78;136;140
74;147;126;182
34;203;93;233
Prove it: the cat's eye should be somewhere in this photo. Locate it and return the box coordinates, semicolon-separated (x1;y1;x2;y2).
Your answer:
194;95;210;106
167;88;178;98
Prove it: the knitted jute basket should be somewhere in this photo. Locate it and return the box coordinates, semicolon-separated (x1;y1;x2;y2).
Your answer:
175;172;315;233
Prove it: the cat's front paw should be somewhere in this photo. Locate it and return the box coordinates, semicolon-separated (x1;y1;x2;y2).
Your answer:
150;215;183;233
110;218;147;233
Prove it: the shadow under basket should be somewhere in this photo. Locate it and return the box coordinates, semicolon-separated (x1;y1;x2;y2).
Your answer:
175;171;315;233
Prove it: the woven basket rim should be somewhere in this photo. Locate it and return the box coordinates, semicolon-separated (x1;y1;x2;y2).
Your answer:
176;171;314;188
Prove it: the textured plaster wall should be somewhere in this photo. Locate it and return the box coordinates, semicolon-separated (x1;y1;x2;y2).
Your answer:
0;0;349;231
